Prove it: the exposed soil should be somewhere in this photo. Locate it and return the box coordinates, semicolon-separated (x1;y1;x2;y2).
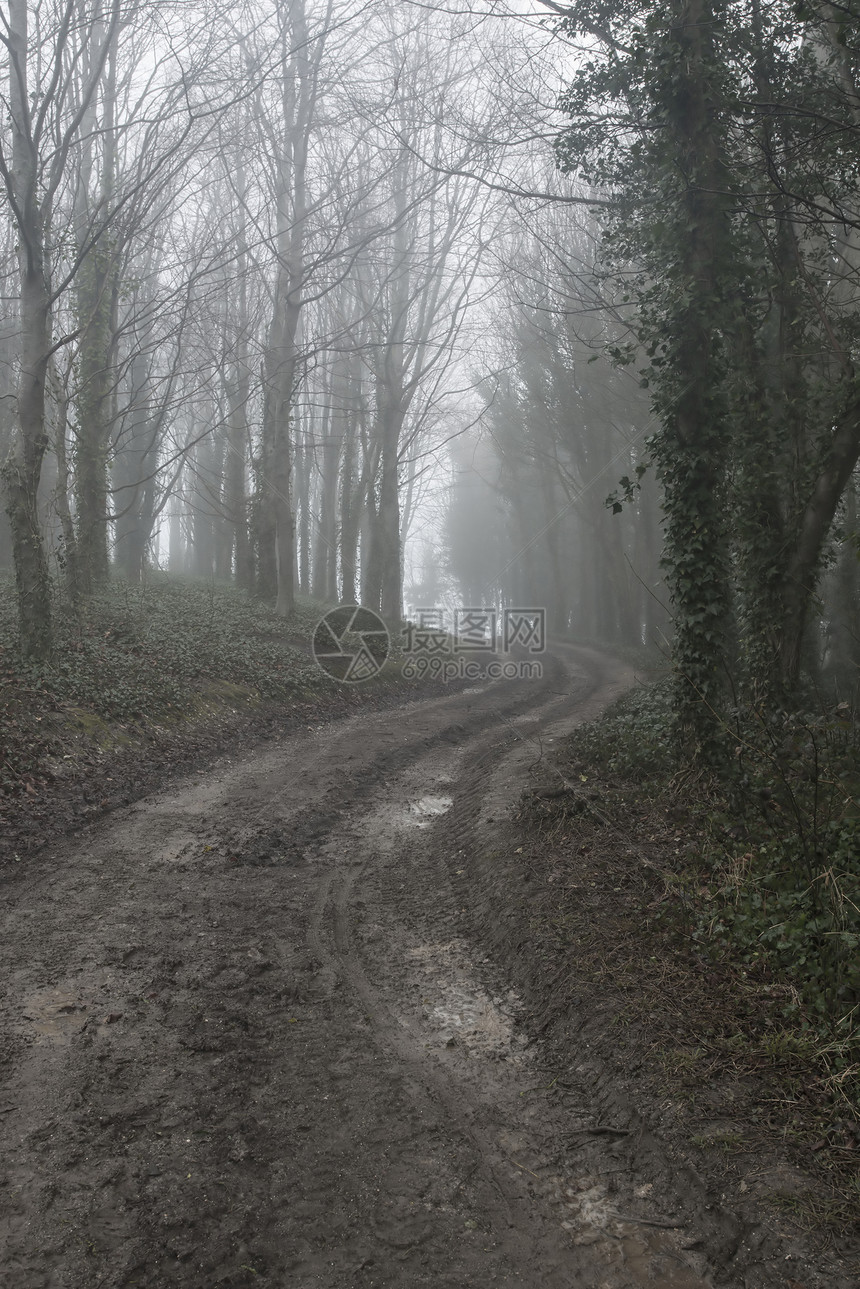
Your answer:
0;669;470;868
0;647;854;1287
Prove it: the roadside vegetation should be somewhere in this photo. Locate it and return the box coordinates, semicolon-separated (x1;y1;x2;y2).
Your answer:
518;677;860;1233
0;575;404;813
581;682;860;1055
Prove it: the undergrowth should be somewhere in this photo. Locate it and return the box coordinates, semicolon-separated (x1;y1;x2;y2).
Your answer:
562;679;860;1111
0;575;328;793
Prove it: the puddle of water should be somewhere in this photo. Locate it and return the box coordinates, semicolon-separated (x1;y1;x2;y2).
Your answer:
407;795;453;828
618;1228;709;1288
15;968;127;1047
404;933;709;1287
19;987;88;1044
428;983;518;1053
553;1175;709;1286
353;751;461;845
558;1177;616;1237
351;750;463;844
408;941;526;1061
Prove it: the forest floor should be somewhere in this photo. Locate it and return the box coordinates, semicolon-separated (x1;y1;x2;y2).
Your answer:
0;585;857;1287
0;577;455;861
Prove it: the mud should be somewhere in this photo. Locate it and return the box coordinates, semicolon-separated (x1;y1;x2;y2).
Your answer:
0;648;843;1287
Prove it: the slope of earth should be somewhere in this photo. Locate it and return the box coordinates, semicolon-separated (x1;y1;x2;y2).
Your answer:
452;650;859;1289
0;646;853;1288
0;577;460;864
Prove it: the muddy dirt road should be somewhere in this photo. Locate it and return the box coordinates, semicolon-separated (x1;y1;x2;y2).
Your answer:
0;648;754;1287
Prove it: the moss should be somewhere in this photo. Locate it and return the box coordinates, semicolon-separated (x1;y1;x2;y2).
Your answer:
199;679;261;708
56;705;133;751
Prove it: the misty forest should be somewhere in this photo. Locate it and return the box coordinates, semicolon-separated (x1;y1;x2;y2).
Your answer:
1;2;860;1285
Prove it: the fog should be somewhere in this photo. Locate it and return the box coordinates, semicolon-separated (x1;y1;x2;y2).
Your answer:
2;0;858;683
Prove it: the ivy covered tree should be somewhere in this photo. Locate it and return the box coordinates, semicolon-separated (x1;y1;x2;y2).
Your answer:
554;0;860;748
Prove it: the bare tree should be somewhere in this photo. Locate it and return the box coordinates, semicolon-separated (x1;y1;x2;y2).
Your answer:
0;0;125;655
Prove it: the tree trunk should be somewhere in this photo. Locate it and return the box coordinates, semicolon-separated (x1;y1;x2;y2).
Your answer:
112;348;159;584
266;365;296;615
339;365;367;604
50;362;82;601
259;212;300;614
74;243;116;592
653;0;734;753
361;486;383;612
73;28;118;594
1;0;53;657
780;388;860;685
224;365;253;590
313;396;342;602
377;398;404;623
340;455;363;606
295;417;312;595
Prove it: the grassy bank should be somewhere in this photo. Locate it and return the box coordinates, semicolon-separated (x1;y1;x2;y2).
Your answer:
0;575;406;807
514;680;860;1233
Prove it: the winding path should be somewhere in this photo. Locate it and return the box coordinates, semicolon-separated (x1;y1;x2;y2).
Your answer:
0;647;715;1288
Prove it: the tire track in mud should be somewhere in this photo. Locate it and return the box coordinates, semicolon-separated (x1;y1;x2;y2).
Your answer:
0;646;713;1288
302;647;715;1289
301;673;591;1286
0;655;584;1289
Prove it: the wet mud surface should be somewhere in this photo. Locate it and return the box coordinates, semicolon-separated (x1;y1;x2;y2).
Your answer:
0;649;844;1287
